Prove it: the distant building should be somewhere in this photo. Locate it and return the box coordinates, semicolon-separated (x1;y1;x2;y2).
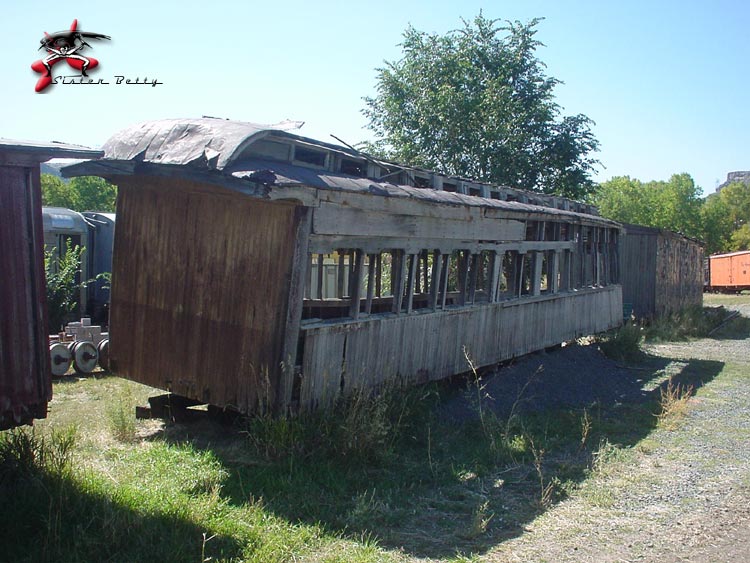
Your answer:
717;171;750;192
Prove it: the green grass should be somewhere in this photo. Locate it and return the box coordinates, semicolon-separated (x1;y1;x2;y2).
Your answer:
2;371;683;562
1;297;742;562
704;291;750;306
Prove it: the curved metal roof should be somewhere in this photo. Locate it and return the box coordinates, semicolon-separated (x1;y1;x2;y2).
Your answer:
41;207;89;233
100;118;301;170
75;117;613;225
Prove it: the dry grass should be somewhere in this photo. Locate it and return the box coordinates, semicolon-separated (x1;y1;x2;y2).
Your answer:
657;377;694;430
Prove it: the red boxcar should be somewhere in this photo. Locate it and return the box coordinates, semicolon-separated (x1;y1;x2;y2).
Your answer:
0;139;100;430
708;250;750;292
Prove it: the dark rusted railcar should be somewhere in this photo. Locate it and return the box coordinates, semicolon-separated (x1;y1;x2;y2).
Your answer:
0;140;101;430
64;118;623;415
620;224;704;319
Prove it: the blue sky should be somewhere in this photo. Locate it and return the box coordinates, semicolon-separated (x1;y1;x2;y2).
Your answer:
4;0;748;195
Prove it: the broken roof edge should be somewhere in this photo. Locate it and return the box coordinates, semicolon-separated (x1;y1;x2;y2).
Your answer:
62;157;620;228
89;117;596;209
622;222;704;246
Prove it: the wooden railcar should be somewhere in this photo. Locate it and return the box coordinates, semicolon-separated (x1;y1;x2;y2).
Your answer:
0;139;101;430
706;250;750;292
620;224;704;319
64;118;623;415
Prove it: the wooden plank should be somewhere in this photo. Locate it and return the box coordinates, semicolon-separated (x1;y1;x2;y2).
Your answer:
560;250;570;291
406;253;418;313
300;286;623;404
305;253;313;298
514;253;525;298
337;252;346;298
393;250;407;313
316;253;324;299
595;228;602;286
315;185;617;229
455;251;467;306
549;251;560;294
313;202;526;242
349;249;365;319
430;250;443;310
376;253;382;297
441;254;451;309
468;253;479;304
308;234;575;255
488;251;501;303
365;254;376;314
278;205;312;413
531;251;543;296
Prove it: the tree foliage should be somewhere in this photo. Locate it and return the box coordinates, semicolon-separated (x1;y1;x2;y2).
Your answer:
701;181;750;253
363;14;600;199
41;174;117;212
593;174;703;239
594;175;750;255
45;240;85;332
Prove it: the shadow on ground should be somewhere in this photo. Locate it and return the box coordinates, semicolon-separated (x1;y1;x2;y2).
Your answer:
148;340;725;560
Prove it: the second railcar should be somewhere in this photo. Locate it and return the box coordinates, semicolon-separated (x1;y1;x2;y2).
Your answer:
707;250;750;292
42;207;115;326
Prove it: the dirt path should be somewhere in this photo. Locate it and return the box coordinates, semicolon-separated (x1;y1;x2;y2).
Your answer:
478;299;750;563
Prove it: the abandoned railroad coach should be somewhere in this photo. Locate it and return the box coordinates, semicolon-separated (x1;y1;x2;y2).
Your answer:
63;118;623;414
0;139;101;429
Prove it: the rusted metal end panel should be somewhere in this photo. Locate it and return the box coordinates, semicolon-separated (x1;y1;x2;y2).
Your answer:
0;165;52;430
300;286;622;411
110;176;298;413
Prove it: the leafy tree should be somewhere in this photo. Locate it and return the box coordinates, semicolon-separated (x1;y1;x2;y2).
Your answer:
648;173;703;238
592;176;652;225
363;14;600;199
700;193;732;254
730;224;750;251
717;181;750;232
69;176;117;212
40;174;116;212
594;174;703;239
696;181;750;254
41;173;79;209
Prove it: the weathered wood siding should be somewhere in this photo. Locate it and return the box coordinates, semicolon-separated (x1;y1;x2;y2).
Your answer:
110;177;299;412
0;164;51;429
654;231;703;317
299;286;622;410
621;225;703;319
620;227;657;318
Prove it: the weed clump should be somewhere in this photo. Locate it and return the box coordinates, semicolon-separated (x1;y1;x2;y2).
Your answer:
657;377;694;430
597;323;643;362
0;426;76;482
244;381;435;466
106;388;137;442
644;305;728;342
